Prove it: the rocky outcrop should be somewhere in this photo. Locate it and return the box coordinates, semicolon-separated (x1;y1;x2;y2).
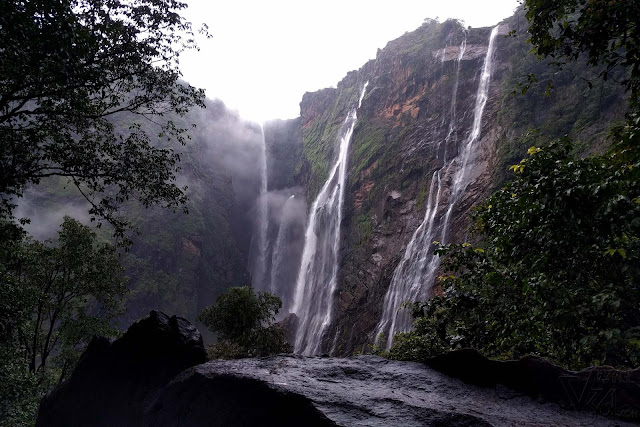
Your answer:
35;310;640;426
36;311;207;427
146;355;636;426
277;312;300;347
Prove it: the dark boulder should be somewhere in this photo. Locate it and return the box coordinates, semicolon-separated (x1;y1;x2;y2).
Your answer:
36;311;206;427
144;370;337;427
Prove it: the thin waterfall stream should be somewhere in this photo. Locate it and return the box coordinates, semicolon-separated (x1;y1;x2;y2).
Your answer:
251;123;269;291
292;82;369;355
376;26;500;349
269;194;295;311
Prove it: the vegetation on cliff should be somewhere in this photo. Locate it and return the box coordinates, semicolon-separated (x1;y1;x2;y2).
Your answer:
390;0;640;369
390;137;640;368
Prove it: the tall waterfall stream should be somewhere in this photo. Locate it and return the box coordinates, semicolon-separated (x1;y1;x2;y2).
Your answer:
292;82;369;355
376;26;500;348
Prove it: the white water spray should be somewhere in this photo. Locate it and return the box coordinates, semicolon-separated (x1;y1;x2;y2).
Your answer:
376;26;500;349
251;123;269;291
269;194;295;309
292;81;369;355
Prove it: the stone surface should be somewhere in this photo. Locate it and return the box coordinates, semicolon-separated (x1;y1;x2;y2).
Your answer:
36;311;207;427
426;349;640;422
146;355;635;426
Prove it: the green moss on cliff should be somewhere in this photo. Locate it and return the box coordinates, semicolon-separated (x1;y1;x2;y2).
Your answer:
356;214;373;245
351;118;389;175
301;82;362;201
493;9;627;187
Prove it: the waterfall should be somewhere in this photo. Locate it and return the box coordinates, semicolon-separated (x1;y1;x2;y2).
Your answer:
376;26;500;349
251;123;269;291
292;81;369;355
437;39;466;160
269;194;296;311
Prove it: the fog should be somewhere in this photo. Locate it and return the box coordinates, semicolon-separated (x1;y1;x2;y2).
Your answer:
14;97;307;314
180;0;521;121
14;187;91;241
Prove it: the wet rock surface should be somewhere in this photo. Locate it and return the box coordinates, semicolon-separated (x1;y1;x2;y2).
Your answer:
147;355;635;426
36;311;207;427
426;349;640;422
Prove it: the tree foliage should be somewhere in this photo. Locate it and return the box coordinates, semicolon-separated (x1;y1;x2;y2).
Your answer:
390;137;640;369
0;217;127;426
0;0;207;240
524;0;640;106
197;286;291;359
0;0;211;423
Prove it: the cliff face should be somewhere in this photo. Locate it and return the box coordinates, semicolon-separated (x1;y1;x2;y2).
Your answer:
327;22;506;355
265;11;626;355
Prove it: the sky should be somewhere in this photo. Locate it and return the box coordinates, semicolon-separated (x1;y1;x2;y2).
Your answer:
179;0;521;122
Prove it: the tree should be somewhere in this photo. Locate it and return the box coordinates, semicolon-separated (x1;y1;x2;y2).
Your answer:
0;0;208;240
524;0;640;107
0;216;127;426
197;287;291;359
19;217;127;376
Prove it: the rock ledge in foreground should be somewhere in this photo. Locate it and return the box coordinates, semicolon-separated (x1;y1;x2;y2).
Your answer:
146;355;635;426
426;348;640;421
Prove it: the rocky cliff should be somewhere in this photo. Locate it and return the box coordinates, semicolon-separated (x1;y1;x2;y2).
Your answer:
263;9;626;355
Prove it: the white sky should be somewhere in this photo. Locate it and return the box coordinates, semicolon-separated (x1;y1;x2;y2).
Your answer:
180;0;521;122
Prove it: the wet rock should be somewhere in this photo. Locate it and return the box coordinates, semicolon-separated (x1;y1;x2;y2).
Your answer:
145;355;632;426
426;349;640;421
36;311;206;427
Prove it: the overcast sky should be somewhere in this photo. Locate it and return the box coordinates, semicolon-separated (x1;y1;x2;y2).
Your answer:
180;0;521;122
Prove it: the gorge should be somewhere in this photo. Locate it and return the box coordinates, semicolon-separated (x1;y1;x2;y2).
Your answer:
6;1;640;425
17;7;627;357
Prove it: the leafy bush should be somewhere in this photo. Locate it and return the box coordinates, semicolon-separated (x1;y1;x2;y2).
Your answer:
197;287;291;359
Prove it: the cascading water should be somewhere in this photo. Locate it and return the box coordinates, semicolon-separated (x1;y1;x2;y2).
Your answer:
376;26;500;349
269;194;296;311
292;81;369;355
437;38;466;160
251;123;269;291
